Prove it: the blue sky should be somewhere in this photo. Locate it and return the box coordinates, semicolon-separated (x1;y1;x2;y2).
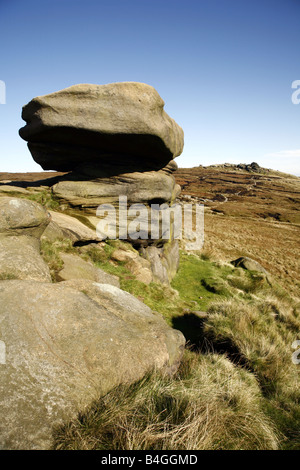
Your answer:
0;0;299;174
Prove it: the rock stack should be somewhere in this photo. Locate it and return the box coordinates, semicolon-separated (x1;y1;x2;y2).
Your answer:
19;82;184;284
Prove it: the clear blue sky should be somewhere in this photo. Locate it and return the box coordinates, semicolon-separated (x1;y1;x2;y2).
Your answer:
0;0;299;174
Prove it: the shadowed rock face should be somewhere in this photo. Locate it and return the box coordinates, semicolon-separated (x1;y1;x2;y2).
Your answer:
19;82;184;171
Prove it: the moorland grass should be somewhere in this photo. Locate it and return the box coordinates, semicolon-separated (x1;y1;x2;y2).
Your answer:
52;352;279;450
41;238;299;449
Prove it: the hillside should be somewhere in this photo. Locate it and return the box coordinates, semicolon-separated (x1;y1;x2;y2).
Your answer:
174;164;300;296
1;164;299;295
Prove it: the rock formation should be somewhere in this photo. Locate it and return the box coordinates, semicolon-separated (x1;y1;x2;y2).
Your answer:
0;196;185;449
19;82;183;170
0;84;187;449
19;82;184;284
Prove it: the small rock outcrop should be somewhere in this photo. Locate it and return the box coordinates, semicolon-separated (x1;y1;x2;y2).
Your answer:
56;252;120;287
42;210;101;243
19;82;184;284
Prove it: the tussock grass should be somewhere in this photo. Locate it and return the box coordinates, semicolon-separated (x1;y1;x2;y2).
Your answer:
52;352;279;451
21;189;60;210
0;273;18;280
203;295;300;449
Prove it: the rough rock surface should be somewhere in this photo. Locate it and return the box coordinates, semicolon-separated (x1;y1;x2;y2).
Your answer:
42;210;100;242
57;252;120;287
141;240;180;285
231;256;268;274
111;247;153;284
19;82;184;171
51;167;178;213
126;256;153;284
0;197;51;281
18;82;184;283
0;236;51;282
0;185;30;195
0;280;185;449
0;197;50;238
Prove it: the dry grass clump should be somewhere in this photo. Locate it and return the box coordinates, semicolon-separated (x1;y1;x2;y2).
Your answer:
52;352;279;451
204;296;300;393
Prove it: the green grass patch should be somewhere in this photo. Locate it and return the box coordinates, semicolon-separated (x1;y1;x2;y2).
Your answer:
171;252;235;310
21;189;60;210
40;238;76;281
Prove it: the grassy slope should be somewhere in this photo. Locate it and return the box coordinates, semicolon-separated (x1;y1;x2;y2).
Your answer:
1;169;299;449
175;166;300;296
42;239;299;450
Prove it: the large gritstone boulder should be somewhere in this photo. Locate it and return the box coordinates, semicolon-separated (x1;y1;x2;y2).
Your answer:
0;280;185;449
19;82;184;283
19;82;184;171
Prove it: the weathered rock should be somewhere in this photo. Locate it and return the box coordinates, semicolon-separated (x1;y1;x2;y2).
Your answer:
0;236;51;282
0;185;30;195
141;245;168;285
41;220;74;243
111;248;139;263
56;253;120;287
0;280;185;449
18;83;183;284
42;211;99;242
162;239;180;280
111;247;153;284
51;169;178;213
126;256;153;284
59;279;161;326
19;82;184;171
141;240;180;285
231;256;268;274
0;198;51;281
0;197;50;239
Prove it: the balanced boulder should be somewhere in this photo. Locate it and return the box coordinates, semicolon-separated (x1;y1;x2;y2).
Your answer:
19;82;184;171
0;280;185;449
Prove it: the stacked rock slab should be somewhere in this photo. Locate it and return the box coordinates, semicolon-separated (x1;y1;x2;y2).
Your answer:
19;82;184;283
